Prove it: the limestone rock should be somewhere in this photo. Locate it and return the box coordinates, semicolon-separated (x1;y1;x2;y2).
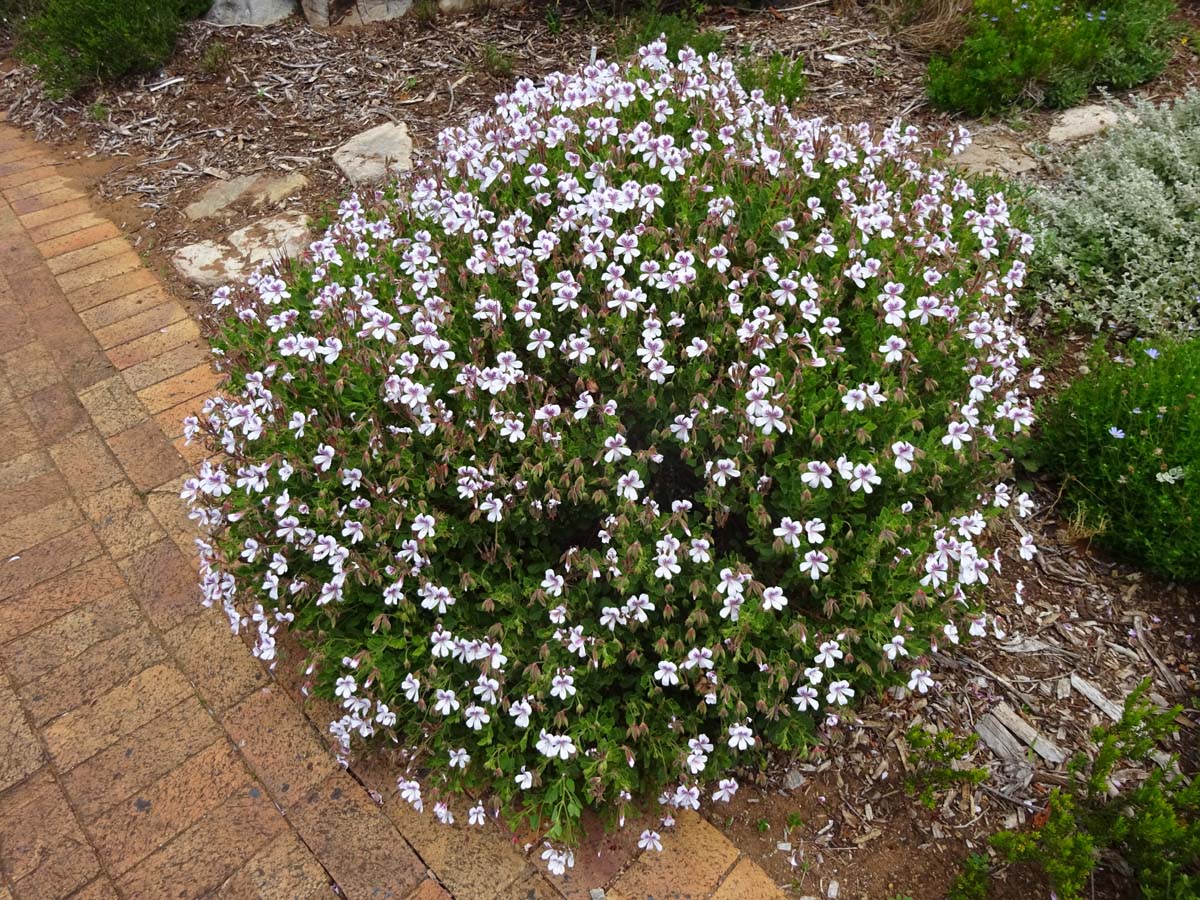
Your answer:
205;0;298;25
172;240;247;288
333;122;413;184
1047;104;1129;144
954;133;1037;177
184;171;309;220
302;0;411;24
173;212;310;287
228;211;311;265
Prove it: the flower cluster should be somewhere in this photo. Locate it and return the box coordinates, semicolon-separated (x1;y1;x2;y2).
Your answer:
184;42;1039;853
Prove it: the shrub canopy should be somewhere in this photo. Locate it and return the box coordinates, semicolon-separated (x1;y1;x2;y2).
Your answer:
188;43;1039;855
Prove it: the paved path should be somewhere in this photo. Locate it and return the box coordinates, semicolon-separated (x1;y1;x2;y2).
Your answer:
0;122;785;900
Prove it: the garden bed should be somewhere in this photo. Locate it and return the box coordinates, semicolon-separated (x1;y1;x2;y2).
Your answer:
2;3;1198;898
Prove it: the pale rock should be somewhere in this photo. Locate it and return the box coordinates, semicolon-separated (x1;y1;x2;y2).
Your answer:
205;0;298;25
953;133;1037;177
1047;104;1130;143
228;211;311;265
173;212;310;287
303;0;411;24
184;171;309;220
333;122;413;184
588;891;605;900
783;768;806;790
172;240;247;288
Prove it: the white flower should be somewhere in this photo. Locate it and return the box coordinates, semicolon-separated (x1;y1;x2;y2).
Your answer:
448;747;470;769
639;830;663;852
826;680;854;705
411;513;436;540
793;684;818;710
761;586;788;612
654;660;680;687
616;469;644;501
815;640;843;668
908;668;935;694
727;722;754;751
468;803;487;826
550;672;577;701
799;549;830;581
515;767;533;790
882;635;909;660
334;675;356;699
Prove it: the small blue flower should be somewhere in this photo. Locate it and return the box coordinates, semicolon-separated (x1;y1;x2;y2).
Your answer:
1132;407;1142;415
1109;426;1126;439
1144;348;1160;359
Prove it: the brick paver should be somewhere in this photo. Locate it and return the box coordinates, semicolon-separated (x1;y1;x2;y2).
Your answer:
0;123;788;900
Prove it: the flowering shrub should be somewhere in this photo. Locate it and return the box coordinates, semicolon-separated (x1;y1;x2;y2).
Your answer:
1037;339;1199;581
185;43;1041;858
926;0;1178;115
1031;92;1200;338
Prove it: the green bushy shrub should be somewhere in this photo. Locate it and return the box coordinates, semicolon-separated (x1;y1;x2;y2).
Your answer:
613;8;724;60
992;680;1199;900
15;0;210;97
927;0;1178;115
1030;92;1200;338
1037;339;1200;581
734;51;807;107
185;45;1040;859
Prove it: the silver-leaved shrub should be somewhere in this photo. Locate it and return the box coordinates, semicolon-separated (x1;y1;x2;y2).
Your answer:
183;42;1041;863
1033;91;1200;338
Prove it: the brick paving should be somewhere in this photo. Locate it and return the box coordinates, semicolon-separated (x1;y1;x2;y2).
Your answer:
0;123;787;900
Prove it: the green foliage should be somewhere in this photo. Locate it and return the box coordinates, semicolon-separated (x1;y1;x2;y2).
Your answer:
927;0;1178;115
734;51;807;107
1029;92;1200;338
991;681;1199;900
947;853;991;900
199;40;230;77
15;0;208;97
613;7;724;60
1037;338;1200;581
904;725;987;809
479;43;515;77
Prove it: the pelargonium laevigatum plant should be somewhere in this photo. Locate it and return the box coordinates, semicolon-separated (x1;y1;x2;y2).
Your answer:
183;41;1043;870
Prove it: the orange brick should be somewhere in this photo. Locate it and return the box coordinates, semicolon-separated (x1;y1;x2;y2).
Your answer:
0;591;142;686
153;392;210;440
0;164;62;189
122;339;210;391
495;869;563;900
117;784;287;900
370;763;529;900
26;211;106;245
536;808;649;899
80;285;171;331
0;403;40;463
42;663;193;770
48;428;126;495
46;235;129;275
165;610;267;712
117;538;201;631
55;251;142;293
215;830;331;900
608;812;739;900
289;772;425;899
6;174;68;202
78;374;147;436
710;857;788;900
0;679;45;792
0;496;84;557
15;195;88;229
80;482;166;560
93;297;186;349
404;879;454;900
0;769;101;898
106;419;188;491
174;432;215;466
2;340;60;397
138;363;222;415
19;379;90;444
0;448;54;493
0;147;51;177
36;220;120;258
90;740;252;876
0;541;115;629
145;481;197;553
61;696;219;821
0;468;69;525
222;687;339;804
106;317;201;370
66;267;159;313
68;878;121;900
19;625;165;726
